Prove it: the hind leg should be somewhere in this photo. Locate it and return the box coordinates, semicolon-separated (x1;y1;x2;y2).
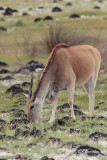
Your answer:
83;70;99;116
67;83;76;119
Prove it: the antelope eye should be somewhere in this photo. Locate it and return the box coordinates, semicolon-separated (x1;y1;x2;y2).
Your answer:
30;104;34;110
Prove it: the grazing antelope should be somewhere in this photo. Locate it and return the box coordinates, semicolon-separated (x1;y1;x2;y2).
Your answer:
25;43;101;123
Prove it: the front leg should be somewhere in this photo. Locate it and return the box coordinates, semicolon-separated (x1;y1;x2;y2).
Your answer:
48;91;58;123
67;84;76;119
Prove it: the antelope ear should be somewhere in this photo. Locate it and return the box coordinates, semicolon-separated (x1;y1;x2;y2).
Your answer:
23;93;29;99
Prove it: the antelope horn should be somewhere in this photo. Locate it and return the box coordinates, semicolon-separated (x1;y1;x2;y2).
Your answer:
28;74;33;98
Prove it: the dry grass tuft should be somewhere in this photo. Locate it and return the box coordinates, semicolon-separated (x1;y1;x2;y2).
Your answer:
43;25;107;71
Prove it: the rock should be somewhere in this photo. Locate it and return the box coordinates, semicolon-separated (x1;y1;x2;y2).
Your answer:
0;147;8;152
3;8;13;16
94;106;99;110
89;132;107;141
52;7;62;12
13;155;28;160
15;127;41;137
46;137;61;145
26;60;44;70
76;145;103;156
0;18;5;21
30;127;41;136
38;6;44;9
6;85;24;95
13;112;27;119
57;103;78;110
0;69;10;74
44;16;53;20
63;141;80;149
69;14;80;18
74;109;84;116
22;130;31;137
53;0;57;3
48;123;58;131
102;107;107;111
0;134;7;139
12;9;18;13
0;119;6;125
10;118;29;126
0;7;4;10
41;156;55;160
0;76;14;81
0;26;7;31
56;116;71;125
14;128;23;137
66;2;72;6
70;128;85;134
22;82;30;87
14;60;44;73
0;61;8;67
1;109;24;114
27;143;36;147
22;12;29;16
98;102;104;105
97;116;106;120
34;17;43;22
94;6;100;9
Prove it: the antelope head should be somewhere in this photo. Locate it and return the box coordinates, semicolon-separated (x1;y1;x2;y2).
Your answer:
25;75;42;123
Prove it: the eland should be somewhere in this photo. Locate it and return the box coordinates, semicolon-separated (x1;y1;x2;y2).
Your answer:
25;43;101;123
